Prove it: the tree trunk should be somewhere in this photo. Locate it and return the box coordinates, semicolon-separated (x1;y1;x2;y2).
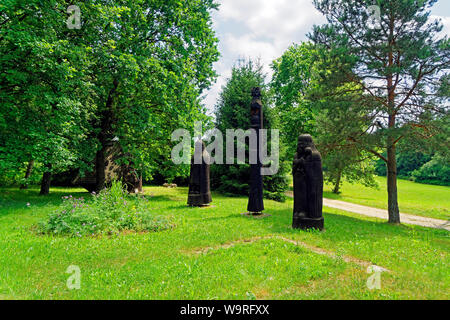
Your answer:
386;19;400;224
95;80;118;192
95;146;106;193
333;170;341;194
386;135;400;224
138;173;143;193
20;160;35;190
39;163;52;195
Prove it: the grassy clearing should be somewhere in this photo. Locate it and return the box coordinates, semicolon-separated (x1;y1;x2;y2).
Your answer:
0;186;448;299
323;176;450;220
288;175;450;220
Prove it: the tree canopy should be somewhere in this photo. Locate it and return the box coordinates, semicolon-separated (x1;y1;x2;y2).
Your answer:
309;0;450;222
212;60;289;201
0;0;220;193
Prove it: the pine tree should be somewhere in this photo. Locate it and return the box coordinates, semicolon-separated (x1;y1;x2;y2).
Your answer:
310;0;450;223
212;60;289;201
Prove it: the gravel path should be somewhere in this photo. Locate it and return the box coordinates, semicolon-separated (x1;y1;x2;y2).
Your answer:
286;192;449;231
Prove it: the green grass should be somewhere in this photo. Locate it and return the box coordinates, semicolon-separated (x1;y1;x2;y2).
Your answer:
0;186;448;299
323;176;450;220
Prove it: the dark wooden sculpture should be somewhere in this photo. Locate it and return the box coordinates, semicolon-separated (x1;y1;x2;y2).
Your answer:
292;134;324;230
247;87;264;214
188;140;212;207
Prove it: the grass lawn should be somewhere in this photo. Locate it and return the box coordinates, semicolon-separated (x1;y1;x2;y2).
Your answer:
322;176;450;220
0;186;448;299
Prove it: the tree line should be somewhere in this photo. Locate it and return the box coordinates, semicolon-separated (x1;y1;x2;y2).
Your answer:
0;0;219;193
215;0;449;223
1;0;449;224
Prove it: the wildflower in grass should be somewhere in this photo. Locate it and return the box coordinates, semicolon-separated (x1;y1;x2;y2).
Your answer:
26;202;30;207
37;180;174;237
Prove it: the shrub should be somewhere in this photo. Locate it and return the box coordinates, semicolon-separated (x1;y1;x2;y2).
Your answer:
412;155;450;186
37;181;175;237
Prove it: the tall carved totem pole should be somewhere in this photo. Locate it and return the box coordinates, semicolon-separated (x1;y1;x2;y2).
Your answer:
247;87;264;214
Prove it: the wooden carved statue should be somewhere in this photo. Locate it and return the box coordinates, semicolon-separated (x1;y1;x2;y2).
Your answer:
247;87;264;214
188;140;212;207
292;134;324;230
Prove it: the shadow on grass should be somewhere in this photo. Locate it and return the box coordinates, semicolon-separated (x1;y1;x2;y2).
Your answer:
0;187;90;206
323;191;342;200
323;191;374;201
257;206;449;246
193;213;243;223
148;195;181;203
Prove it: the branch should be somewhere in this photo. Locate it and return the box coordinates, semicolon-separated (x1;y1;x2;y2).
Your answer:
367;149;388;163
392;135;403;146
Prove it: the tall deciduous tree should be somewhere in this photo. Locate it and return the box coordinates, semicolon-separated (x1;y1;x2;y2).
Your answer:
310;0;450;223
0;0;96;194
271;43;377;194
271;43;317;159
1;0;219;193
75;0;219;192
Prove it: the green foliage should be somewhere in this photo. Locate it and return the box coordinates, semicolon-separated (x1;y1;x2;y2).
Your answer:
87;0;219;185
37;181;174;237
0;162;43;187
412;155;450;186
212;59;288;201
313;94;378;193
263;173;289;202
0;0;96;183
0;0;219;191
271;43;317;158
375;150;432;178
271;43;378;193
322;149;378;192
309;0;450;220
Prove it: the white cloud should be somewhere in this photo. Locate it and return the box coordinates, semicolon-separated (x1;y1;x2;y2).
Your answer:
431;15;450;36
218;0;322;33
223;33;278;68
203;60;230;116
217;0;324;54
203;0;326;113
203;2;450;114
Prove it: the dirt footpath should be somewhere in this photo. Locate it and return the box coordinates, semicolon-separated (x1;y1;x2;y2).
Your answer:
285;192;449;231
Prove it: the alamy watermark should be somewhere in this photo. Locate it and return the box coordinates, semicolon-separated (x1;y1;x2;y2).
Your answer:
366;265;383;290
66;265;81;290
67;5;81;30
171;122;280;176
367;3;381;29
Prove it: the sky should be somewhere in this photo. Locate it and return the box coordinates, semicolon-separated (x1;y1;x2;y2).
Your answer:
202;0;450;115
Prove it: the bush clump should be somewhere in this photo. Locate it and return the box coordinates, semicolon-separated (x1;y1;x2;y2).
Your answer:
412;155;450;186
37;181;175;237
